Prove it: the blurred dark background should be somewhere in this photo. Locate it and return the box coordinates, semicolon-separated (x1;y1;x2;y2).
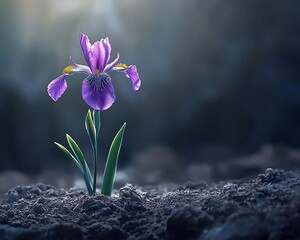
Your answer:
0;0;300;190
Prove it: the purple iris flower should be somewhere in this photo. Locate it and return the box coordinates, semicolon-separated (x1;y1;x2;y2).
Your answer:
47;33;141;110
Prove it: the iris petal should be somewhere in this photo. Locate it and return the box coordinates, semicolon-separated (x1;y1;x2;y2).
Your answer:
124;65;141;91
82;74;116;110
69;57;92;74
89;38;111;72
103;37;112;66
79;33;92;68
104;52;120;72
47;75;68;101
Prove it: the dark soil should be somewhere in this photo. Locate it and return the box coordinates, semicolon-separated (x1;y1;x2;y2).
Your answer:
0;168;300;240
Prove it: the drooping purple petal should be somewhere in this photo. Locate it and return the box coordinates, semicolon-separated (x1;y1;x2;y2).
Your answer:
104;52;120;72
89;38;111;72
82;73;116;110
47;75;68;101
80;33;92;67
124;65;141;91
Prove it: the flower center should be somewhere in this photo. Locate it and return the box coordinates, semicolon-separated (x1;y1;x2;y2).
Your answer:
86;73;111;92
94;69;100;74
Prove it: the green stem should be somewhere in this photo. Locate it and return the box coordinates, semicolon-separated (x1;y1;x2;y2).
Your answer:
92;110;100;194
85;175;94;195
92;145;97;194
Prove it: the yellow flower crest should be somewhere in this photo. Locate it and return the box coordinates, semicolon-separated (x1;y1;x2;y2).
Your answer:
62;65;75;74
115;63;127;69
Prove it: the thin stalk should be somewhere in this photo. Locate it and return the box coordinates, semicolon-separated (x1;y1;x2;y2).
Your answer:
92;145;98;194
92;110;100;194
84;175;94;195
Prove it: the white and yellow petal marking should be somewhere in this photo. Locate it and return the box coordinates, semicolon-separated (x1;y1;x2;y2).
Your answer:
115;63;127;69
62;65;76;74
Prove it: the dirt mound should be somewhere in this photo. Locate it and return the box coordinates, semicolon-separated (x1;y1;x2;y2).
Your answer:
0;168;300;240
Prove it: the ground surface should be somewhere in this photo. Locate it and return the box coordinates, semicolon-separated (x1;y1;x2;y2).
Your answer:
0;168;300;240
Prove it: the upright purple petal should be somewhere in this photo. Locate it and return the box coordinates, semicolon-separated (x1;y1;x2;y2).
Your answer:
47;75;68;101
124;65;141;91
104;52;120;72
89;38;111;72
82;74;116;110
103;37;112;65
80;33;92;67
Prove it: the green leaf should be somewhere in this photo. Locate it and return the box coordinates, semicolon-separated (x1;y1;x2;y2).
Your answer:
101;123;126;196
66;134;87;167
54;142;82;172
66;134;93;193
54;141;93;195
85;110;96;146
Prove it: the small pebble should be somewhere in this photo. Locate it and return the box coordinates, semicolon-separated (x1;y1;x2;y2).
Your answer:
6;210;14;218
14;186;26;196
36;183;46;191
29;186;42;195
265;168;275;177
37;197;46;204
33;203;45;214
26;214;35;219
7;190;19;203
257;174;266;181
223;183;238;190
